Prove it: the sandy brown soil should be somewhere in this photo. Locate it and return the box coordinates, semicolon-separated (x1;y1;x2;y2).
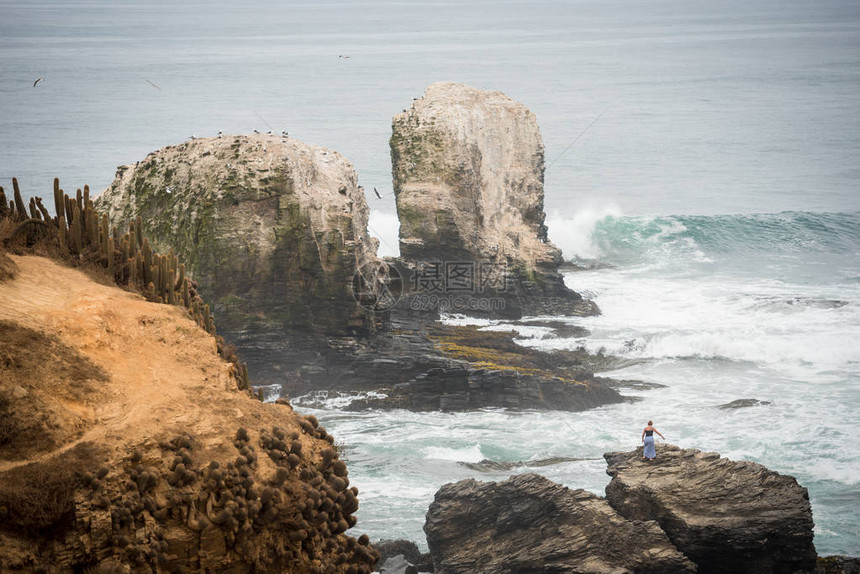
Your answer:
0;255;378;572
0;255;275;472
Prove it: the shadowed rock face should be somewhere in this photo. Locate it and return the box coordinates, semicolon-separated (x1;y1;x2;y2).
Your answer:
391;82;597;318
424;473;696;574
604;444;817;574
97;134;379;337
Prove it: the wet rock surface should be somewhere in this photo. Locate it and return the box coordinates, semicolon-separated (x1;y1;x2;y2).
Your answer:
424;473;695;574
424;447;824;573
604;444;817;573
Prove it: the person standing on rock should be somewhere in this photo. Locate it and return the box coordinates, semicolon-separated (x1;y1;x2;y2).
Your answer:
642;420;665;461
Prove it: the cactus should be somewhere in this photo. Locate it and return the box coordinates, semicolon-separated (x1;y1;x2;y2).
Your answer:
182;278;190;308
239;363;250;390
126;227;137;260
35;197;51;221
12;178;27;220
72;203;82;253
63;194;72;225
120;237;129;281
28;197;39;219
107;237;115;279
7;218;50;244
53;178;63;222
57;215;67;255
0;188;7;216
76;188;82;210
129;252;138;286
83;184;89;207
87;202;98;248
141;238;152;285
100;214;110;253
176;263;186;292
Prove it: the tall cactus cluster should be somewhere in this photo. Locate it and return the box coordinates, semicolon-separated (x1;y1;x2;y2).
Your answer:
0;177;253;395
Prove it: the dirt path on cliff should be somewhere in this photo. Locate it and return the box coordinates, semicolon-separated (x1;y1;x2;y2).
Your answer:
0;255;253;473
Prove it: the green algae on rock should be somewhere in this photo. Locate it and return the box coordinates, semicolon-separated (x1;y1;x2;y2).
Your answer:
97;134;381;337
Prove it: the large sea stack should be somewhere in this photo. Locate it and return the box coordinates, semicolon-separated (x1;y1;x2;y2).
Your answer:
97;134;380;339
390;82;595;317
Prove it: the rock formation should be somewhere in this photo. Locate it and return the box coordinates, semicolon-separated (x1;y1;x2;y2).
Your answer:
345;364;623;412
89;136;622;412
0;255;378;572
423;473;696;574
391;82;596;317
97;134;381;337
424;447;821;573
604;444;818;573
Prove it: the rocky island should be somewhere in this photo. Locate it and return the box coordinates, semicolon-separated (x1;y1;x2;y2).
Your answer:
94;83;621;413
391;82;595;318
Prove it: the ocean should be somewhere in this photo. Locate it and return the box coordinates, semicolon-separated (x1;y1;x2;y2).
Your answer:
2;0;859;557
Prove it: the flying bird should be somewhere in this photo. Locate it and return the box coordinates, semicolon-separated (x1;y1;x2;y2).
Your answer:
143;78;161;91
373;187;382;199
33;78;43;87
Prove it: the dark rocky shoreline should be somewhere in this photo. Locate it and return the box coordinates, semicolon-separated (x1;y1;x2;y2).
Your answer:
380;445;859;574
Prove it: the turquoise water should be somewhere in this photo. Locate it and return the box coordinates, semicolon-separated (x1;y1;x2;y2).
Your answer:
2;0;859;557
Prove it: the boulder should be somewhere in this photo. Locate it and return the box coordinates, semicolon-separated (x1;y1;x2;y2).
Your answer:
604;444;817;573
424;473;695;574
391;82;596;318
97;133;380;337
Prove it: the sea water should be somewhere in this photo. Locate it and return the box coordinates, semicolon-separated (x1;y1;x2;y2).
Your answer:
297;210;860;555
2;0;858;557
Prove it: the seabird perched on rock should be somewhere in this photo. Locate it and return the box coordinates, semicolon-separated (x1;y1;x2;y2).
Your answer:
189;134;197;140
253;129;260;134
165;186;172;194
373;187;382;199
33;77;43;87
217;130;223;138
281;130;289;137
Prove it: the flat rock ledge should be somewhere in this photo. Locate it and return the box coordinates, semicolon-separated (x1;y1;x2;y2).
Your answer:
345;365;623;412
604;444;817;573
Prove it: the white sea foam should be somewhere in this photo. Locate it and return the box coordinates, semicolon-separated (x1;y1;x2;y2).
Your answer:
546;204;623;260
422;443;485;464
